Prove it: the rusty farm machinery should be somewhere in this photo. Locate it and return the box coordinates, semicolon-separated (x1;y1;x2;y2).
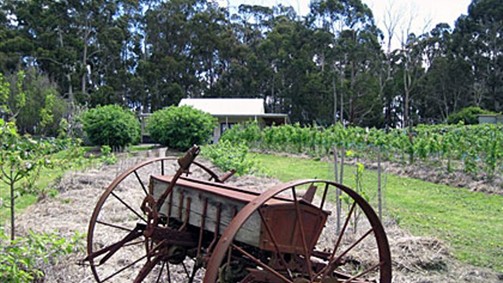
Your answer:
83;146;392;282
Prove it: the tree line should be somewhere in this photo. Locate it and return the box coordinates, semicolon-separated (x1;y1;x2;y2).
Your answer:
0;0;502;135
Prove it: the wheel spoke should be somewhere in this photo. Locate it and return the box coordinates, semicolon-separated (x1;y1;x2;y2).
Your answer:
86;223;144;265
133;256;163;283
96;220;133;232
182;261;191;278
231;244;293;283
319;182;330;210
258;210;293;280
95;225;144;265
291;187;314;279
166;262;172;283
123;240;145;248
134;170;148;195
330;228;374;270
101;254;147;282
155;261;166;283
188;259;200;283
332;202;357;258
317;201;357;278
343;262;382;283
111;191;147;223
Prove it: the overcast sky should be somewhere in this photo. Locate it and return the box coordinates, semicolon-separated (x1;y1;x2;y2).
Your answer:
216;0;472;47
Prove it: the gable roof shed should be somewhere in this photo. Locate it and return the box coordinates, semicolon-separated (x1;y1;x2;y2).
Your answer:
179;98;265;116
179;98;288;142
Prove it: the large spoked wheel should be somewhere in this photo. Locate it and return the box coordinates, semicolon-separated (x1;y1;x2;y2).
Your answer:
204;180;392;283
86;157;218;283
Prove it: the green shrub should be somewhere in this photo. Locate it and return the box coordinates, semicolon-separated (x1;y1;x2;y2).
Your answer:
0;231;83;283
146;105;216;151
446;106;496;125
220;121;262;146
202;140;264;176
80;105;140;151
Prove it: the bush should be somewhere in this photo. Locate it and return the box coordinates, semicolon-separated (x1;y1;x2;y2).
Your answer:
80;105;140;151
146;105;216;151
202;140;264;176
446;106;496;125
220;121;262;147
0;231;83;283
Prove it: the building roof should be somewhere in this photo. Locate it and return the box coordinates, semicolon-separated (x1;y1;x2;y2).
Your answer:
179;98;265;116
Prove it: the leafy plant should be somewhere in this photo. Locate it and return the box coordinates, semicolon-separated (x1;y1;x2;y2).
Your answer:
0;71;26;121
202;140;264;176
80;104;141;151
220;121;261;147
146;105;216;151
99;145;117;165
0;119;57;240
218;122;502;179
446;106;496;125
0;231;83;283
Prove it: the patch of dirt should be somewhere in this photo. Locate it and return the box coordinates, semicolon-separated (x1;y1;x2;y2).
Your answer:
353;159;503;196
7;149;503;282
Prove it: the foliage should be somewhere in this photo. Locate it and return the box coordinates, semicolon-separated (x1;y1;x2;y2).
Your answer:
1;0;502;126
202;140;263;176
223;122;503;178
13;69;68;136
99;145;117;165
0;71;26;121
146;106;216;151
80;105;141;151
0;119;58;240
446;106;496;125
220;121;262;147
0;231;83;283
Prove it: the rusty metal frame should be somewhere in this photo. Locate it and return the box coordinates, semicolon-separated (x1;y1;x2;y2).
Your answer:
203;179;392;283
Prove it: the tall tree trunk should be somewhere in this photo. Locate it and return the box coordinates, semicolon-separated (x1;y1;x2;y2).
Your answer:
81;38;88;96
333;72;337;123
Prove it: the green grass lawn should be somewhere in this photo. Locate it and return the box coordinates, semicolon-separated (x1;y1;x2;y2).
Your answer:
253;153;503;273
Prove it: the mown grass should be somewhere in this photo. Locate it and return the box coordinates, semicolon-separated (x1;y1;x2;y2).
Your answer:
253;153;503;273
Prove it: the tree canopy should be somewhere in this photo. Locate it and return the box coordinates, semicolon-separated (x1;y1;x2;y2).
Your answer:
1;0;501;130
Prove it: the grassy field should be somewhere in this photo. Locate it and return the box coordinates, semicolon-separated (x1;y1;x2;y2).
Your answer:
252;153;503;273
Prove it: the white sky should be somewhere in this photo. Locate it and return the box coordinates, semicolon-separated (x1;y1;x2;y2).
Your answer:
216;0;472;48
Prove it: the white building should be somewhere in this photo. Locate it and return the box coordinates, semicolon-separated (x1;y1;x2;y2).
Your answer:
179;98;288;143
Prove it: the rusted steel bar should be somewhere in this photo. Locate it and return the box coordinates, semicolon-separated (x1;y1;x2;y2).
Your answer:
197;198;209;257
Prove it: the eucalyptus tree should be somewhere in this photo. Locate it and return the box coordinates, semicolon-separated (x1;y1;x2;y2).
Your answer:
10;0;132;108
453;0;503;112
189;2;235;97
233;4;274;46
308;0;384;126
212;5;274;100
87;1;140;107
0;1;28;73
247;8;337;124
416;23;472;123
138;0;208;111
